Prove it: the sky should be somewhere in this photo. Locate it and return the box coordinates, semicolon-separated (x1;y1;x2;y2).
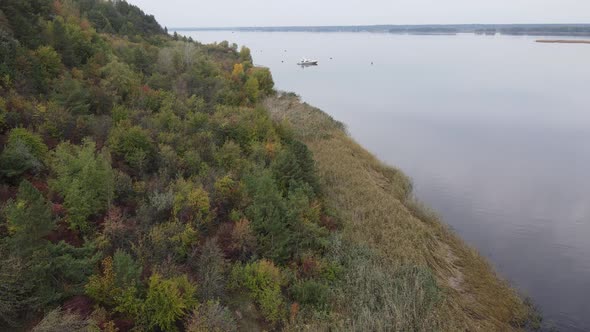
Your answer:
127;0;590;28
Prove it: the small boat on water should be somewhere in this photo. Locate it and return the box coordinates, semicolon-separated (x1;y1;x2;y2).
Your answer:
297;58;318;66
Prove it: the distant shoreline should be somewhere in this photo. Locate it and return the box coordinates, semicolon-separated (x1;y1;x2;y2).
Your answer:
172;24;590;37
536;39;590;44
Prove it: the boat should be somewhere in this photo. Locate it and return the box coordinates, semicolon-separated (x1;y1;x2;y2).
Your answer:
297;58;318;66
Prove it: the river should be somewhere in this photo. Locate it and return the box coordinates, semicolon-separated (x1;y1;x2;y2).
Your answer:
178;30;590;331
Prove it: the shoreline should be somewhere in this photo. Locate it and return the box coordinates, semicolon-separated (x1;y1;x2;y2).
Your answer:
265;93;539;330
536;39;590;44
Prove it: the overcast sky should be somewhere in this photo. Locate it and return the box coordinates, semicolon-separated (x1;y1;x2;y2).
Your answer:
127;0;590;28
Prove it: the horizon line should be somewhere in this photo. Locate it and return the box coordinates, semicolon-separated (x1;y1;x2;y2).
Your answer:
170;23;590;30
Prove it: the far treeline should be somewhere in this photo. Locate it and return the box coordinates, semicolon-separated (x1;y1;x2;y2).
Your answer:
180;24;590;36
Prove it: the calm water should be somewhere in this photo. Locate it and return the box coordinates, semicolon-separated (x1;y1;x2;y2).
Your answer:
180;31;590;331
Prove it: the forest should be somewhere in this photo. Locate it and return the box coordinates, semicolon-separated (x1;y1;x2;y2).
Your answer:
0;0;331;330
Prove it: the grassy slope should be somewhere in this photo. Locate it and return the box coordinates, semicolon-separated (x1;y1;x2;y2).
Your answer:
265;94;532;331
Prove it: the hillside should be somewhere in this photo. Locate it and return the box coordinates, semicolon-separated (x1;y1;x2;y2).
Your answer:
0;1;535;331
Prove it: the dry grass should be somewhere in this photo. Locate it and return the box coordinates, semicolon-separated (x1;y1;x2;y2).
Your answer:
265;94;533;331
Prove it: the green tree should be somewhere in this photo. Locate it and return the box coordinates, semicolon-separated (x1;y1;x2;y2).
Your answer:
50;140;114;232
108;123;155;173
244;76;259;103
245;171;293;263
239;46;252;63
6;128;48;159
172;178;211;227
142;273;197;331
249;67;274;96
101;59;140;100
3;180;54;256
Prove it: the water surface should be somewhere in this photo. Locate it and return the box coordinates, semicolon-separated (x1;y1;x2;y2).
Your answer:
180;30;590;331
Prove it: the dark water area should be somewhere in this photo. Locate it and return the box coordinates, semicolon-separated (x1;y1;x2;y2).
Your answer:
179;30;590;331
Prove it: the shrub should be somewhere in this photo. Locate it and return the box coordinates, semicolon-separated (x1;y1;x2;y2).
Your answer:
50;140;114;232
32;307;95;332
231;260;285;324
290;280;330;312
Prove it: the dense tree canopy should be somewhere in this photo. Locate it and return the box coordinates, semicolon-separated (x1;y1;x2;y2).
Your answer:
0;0;343;330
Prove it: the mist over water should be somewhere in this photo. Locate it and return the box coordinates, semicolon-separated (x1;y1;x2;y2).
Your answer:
180;30;590;331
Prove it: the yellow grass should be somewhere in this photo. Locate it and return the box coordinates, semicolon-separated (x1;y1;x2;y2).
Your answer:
265;94;534;331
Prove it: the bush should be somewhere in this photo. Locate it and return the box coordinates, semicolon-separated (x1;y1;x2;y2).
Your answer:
290;280;330;312
231;260;285;324
32;307;95;332
50;140;114;232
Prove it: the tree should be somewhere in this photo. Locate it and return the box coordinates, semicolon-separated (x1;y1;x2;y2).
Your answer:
192;240;227;300
239;46;252;63
101;59;140;100
245;171;293;263
142;273;197;331
172;178;211;227
0;254;36;326
6;128;48;159
85;251;142;307
231;63;244;80
244;76;259;103
85;256;118;306
50;139;114;232
185;300;237;332
108;123;155;173
3;180;54;256
0;138;44;179
147;221;198;263
249;67;274;96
